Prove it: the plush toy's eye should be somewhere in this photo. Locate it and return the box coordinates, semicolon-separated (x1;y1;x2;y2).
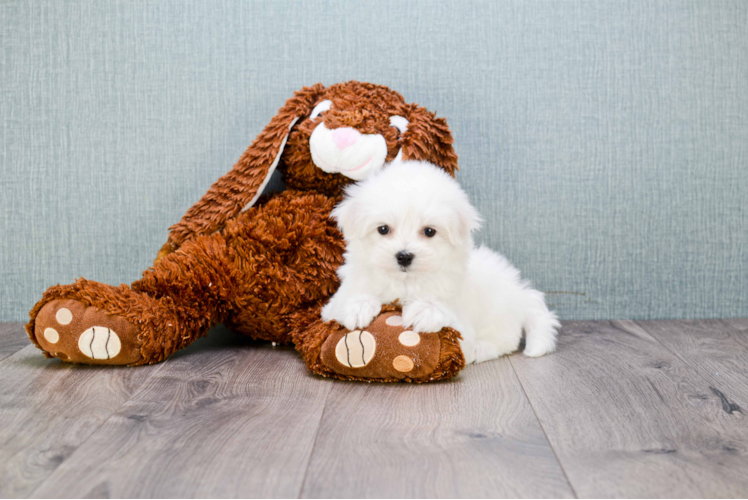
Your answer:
377;225;390;235
310;100;332;120
423;227;436;238
389;115;409;137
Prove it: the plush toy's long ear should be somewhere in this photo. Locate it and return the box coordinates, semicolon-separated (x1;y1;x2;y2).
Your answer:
156;84;324;262
400;105;459;177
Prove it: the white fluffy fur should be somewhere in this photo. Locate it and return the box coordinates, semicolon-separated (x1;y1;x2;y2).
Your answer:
321;159;560;363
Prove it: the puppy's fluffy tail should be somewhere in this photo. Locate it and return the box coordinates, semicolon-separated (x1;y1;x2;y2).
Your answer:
522;290;561;357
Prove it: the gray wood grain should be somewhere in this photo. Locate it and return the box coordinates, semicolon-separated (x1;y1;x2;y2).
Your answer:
510;320;748;498
723;318;748;332
301;357;574;498
0;322;29;362
635;319;748;408
0;345;160;498
30;329;332;498
7;320;748;498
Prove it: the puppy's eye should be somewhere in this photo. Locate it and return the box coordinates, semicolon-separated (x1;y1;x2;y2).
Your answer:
377;225;390;235
423;227;436;238
310;100;332;120
389;115;409;138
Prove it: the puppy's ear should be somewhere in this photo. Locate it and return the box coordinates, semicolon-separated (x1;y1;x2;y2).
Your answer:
444;196;482;246
157;84;325;261
400;105;458;177
330;190;366;241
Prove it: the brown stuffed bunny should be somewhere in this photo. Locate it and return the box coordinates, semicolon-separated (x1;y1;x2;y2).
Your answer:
27;81;465;382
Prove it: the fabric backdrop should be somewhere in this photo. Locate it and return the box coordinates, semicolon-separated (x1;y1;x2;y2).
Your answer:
2;0;747;321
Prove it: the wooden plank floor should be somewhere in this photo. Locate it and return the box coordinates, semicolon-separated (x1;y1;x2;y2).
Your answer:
1;320;747;498
0;322;29;363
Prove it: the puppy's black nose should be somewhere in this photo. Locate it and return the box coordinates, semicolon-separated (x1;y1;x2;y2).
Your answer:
396;251;414;268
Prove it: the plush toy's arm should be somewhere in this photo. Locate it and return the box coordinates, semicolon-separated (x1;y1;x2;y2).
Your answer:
155;85;323;263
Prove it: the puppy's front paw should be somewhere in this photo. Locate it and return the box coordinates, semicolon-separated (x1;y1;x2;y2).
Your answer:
336;295;381;330
402;300;452;333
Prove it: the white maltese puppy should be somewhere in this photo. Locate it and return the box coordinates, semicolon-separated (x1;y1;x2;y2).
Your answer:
321;160;560;363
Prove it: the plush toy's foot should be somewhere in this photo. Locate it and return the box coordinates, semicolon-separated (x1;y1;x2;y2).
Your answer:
293;304;465;383
27;279;187;366
31;298;144;365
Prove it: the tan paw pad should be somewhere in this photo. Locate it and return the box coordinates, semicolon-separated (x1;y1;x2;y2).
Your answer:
392;355;414;372
398;330;420;346
55;307;73;325
44;327;60;343
335;330;376;368
78;327;122;360
385;315;403;326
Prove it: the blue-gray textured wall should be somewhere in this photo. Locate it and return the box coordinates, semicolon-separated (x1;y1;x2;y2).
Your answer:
2;0;747;321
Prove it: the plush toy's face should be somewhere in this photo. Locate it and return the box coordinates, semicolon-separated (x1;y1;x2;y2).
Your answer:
278;81;457;196
307;100;396;181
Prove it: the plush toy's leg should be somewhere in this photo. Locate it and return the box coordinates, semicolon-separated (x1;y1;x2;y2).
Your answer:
27;224;251;364
27;192;344;365
27;232;238;365
27;232;287;365
291;303;466;383
27;278;186;365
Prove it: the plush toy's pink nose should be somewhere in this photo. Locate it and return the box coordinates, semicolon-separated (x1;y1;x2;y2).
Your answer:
331;127;361;150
